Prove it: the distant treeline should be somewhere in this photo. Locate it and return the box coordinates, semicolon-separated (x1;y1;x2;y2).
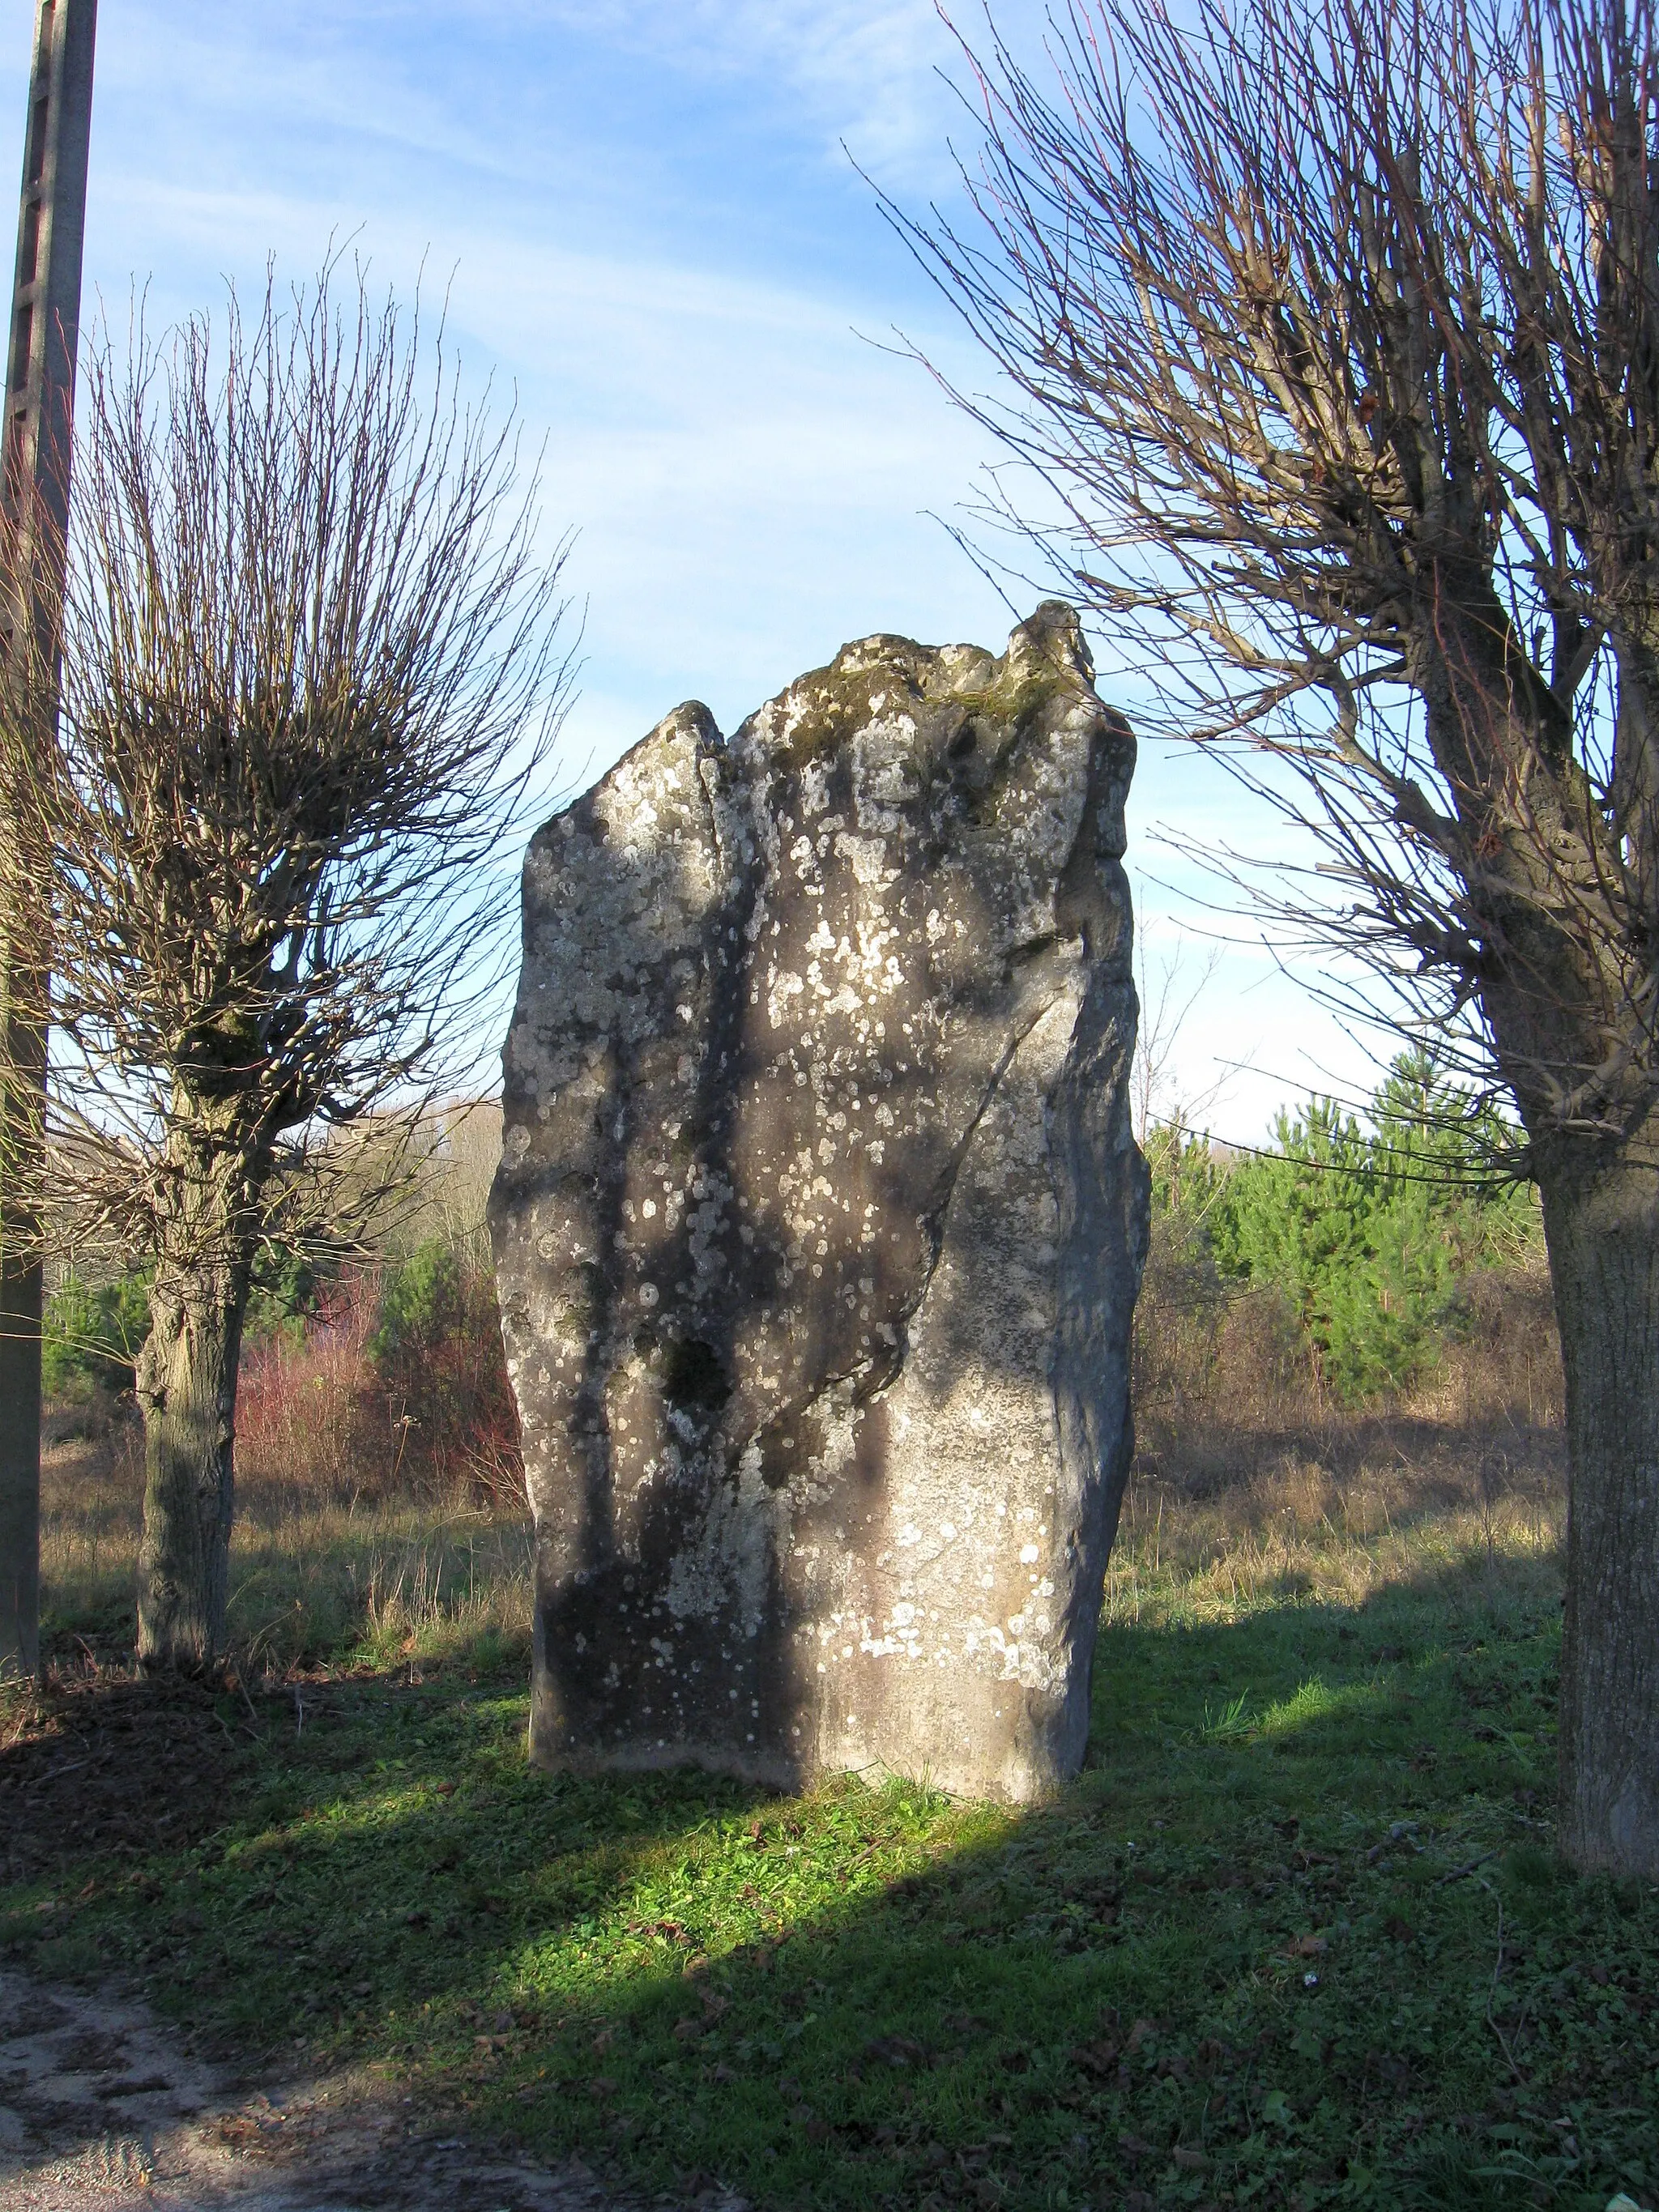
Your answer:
45;1059;1542;1423
1146;1050;1545;1403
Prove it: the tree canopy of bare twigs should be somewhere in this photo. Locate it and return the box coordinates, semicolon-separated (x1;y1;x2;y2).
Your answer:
1;261;572;1670
897;0;1659;1874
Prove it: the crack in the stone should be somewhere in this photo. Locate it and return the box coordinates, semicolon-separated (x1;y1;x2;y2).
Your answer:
727;955;1074;1488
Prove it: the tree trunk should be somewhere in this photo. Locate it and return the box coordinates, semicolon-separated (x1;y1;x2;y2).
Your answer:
134;1254;251;1672
1541;1140;1659;1877
0;844;48;1680
0;1244;42;1677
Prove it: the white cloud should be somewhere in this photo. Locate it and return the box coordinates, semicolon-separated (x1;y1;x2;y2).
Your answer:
463;0;1009;181
83;169;1010;713
83;0;1026;202
0;0;1372;1135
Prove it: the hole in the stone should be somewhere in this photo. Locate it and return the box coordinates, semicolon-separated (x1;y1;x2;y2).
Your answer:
662;1337;731;1413
948;722;979;760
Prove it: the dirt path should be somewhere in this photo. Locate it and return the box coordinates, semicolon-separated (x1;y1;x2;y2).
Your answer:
0;1972;745;2212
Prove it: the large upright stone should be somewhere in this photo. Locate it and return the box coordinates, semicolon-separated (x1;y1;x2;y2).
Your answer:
490;604;1148;1803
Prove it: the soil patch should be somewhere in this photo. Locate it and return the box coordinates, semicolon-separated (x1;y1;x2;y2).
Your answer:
0;1676;252;1887
0;1970;741;2211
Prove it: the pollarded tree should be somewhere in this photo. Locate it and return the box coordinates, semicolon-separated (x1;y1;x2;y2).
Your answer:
3;264;570;1670
902;0;1659;1872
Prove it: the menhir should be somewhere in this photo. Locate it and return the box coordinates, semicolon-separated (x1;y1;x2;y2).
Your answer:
490;603;1148;1801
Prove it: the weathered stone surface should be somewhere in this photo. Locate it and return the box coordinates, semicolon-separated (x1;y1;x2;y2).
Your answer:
489;603;1148;1802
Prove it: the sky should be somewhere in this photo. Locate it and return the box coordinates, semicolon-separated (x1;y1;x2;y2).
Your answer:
2;0;1392;1138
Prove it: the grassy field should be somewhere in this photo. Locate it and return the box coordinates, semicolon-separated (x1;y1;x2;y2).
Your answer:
6;1414;1656;2212
35;1404;533;1676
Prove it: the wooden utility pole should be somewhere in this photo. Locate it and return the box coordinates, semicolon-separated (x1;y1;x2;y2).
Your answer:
0;0;96;1677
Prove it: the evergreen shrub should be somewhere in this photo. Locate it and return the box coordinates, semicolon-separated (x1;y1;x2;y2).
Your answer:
1148;1050;1543;1405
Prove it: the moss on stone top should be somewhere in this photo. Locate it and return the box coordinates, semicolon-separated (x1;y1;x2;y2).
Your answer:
736;603;1096;772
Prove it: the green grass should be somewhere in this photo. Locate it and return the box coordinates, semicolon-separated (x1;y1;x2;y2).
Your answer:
5;1549;1657;2212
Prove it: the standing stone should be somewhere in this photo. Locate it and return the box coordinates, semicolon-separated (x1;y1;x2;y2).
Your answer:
490;603;1148;1803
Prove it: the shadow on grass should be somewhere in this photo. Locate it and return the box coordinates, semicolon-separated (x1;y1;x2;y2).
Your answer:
3;1555;1655;2212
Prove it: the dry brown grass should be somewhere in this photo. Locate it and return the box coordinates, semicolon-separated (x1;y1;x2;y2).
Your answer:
35;1244;1566;1681
1116;1249;1565;1626
39;1403;531;1677
36;1108;532;1677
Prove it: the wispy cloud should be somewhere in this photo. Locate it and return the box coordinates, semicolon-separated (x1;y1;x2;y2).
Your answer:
88;0;1026;204
518;0;987;178
0;0;1359;1131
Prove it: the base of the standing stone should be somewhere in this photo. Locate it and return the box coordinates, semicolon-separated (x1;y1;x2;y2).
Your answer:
493;605;1149;1805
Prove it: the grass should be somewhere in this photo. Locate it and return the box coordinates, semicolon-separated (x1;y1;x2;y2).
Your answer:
5;1456;1655;2212
37;1413;533;1674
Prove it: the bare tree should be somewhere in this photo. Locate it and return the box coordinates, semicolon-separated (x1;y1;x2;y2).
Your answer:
900;0;1659;1873
2;263;570;1671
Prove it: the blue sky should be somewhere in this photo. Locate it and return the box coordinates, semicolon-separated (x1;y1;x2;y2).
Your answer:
3;0;1386;1136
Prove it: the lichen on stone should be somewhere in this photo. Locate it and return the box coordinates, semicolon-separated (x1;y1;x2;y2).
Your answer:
490;603;1148;1802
